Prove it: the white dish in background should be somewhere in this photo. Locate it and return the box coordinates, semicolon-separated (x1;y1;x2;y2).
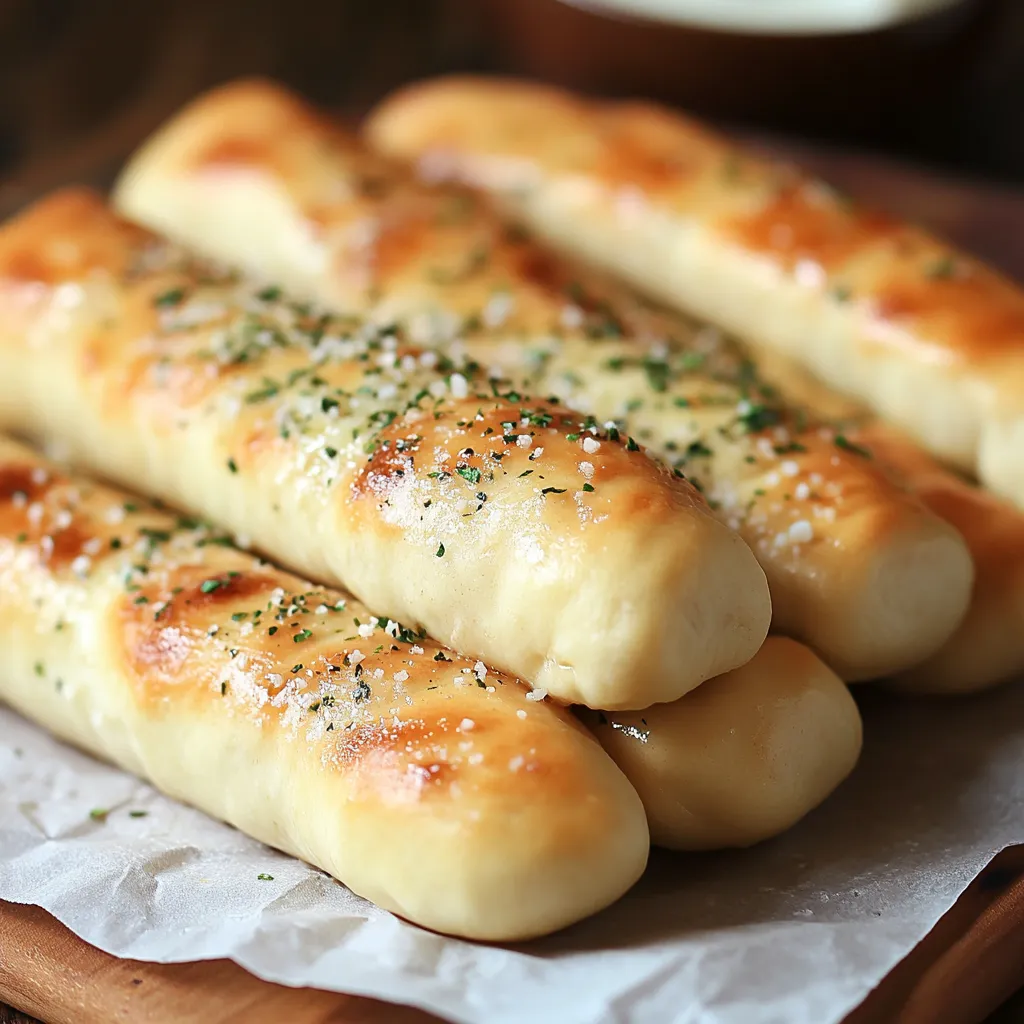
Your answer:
560;0;968;35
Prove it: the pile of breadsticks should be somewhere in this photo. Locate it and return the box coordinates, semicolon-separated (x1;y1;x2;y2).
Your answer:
0;77;1019;944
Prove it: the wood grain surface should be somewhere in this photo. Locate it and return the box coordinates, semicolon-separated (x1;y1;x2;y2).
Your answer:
0;901;434;1024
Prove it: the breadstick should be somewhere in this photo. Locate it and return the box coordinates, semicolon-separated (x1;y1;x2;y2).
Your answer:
366;75;1024;510
114;79;973;680
861;426;1024;692
750;347;1024;692
580;637;861;850
0;434;649;940
0;189;772;711
0;436;864;886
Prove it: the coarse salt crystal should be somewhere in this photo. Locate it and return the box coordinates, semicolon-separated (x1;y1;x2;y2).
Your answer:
582;437;601;455
473;661;487;680
54;282;85;309
789;520;814;544
348;649;365;666
70;555;91;576
357;622;375;638
449;373;469;399
579;461;595;479
410;645;424;655
561;304;584;329
795;259;825;288
517;434;533;449
525;688;547;702
394;670;409;682
516;709;527;720
428;379;447;399
795;482;811;501
781;460;800;477
508;755;525;772
483;291;514;328
459;718;475;731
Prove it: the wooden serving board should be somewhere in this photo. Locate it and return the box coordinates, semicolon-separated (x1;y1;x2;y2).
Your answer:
1;117;1023;1024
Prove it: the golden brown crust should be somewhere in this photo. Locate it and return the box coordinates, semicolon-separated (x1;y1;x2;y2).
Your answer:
112;78;975;680
0;433;649;939
365;75;1024;506
0;186;149;284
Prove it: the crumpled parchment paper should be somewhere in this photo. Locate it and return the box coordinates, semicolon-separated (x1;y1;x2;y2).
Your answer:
1;681;1022;1024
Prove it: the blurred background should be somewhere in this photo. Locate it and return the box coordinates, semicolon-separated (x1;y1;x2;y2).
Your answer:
0;0;1021;261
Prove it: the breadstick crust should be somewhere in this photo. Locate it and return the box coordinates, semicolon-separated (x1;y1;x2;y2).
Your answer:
580;637;862;849
113;78;973;680
752;349;1024;693
365;75;1024;510
0;188;772;711
0;435;649;940
855;426;1024;693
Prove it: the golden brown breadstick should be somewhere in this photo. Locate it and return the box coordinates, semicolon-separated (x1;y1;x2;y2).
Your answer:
366;75;1024;511
860;426;1024;692
0;433;649;940
113;79;973;681
753;348;1024;692
0;188;772;711
0;434;864;885
580;636;861;850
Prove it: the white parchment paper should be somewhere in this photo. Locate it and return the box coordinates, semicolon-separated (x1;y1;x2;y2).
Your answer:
1;682;1022;1024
